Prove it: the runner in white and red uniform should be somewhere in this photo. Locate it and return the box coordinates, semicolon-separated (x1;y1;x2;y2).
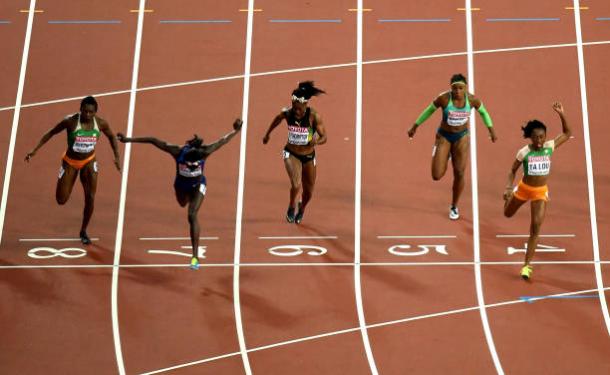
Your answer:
263;81;327;224
25;96;121;244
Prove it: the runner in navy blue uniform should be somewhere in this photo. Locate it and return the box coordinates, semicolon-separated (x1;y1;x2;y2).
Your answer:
263;81;327;224
117;118;242;270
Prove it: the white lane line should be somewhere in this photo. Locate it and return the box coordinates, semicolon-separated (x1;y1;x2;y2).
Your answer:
377;235;457;239
355;2;379;374
138;285;610;375
0;0;36;247
111;2;146;374
233;1;255;374
19;237;100;242
3;260;609;270
572;0;610;336
496;234;575;238
258;235;337;240
465;1;504;373
138;236;219;240
3;39;610;114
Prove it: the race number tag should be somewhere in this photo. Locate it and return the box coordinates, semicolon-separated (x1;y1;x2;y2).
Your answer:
287;126;310;145
527;155;551;176
72;136;97;153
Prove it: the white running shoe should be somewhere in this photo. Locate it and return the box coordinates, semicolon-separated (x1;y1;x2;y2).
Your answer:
449;206;460;220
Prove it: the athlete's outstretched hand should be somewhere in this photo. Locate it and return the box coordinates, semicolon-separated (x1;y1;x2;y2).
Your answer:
552;102;564;115
24;150;36;162
233;118;243;131
116;133;128;143
407;124;418;139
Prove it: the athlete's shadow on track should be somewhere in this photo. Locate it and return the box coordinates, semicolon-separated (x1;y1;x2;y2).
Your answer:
201;273;298;328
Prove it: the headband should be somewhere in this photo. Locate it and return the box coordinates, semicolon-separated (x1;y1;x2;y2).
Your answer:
291;94;308;103
451;81;467;86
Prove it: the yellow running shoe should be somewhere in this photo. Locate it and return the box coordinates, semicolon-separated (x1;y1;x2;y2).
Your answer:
520;265;533;280
190;257;200;270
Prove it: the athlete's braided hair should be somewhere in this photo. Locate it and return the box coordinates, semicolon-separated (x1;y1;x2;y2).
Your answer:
292;81;326;101
522;120;547;138
450;74;467;85
80;96;98;111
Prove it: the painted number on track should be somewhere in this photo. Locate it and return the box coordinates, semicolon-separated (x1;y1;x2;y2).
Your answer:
388;244;448;256
27;247;87;259
147;246;207;258
268;245;327;257
507;243;565;255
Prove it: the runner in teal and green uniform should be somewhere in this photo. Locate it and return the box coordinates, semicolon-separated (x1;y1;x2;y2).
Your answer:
25;96;121;244
408;74;497;220
263;81;327;224
503;102;572;280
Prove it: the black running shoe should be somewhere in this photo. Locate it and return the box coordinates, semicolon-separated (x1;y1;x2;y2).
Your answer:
80;230;92;245
295;205;304;224
286;206;296;223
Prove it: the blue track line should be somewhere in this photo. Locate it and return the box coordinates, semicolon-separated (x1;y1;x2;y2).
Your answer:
520;294;599;303
269;19;342;23
159;20;232;24
486;18;560;22
48;20;122;24
596;17;610;21
378;19;451;23
0;20;11;24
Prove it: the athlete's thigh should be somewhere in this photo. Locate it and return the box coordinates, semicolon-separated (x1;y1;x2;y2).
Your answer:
57;161;79;195
174;187;190;207
530;199;547;225
188;188;205;214
450;134;470;172
79;160;98;195
505;195;527;217
283;153;302;185
301;158;316;188
432;134;451;174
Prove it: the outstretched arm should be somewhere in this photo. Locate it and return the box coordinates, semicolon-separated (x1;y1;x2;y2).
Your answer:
262;112;285;144
472;96;497;143
504;159;522;201
116;133;181;157
408;95;443;138
98;119;121;171
202;118;243;156
25;119;68;162
552;102;571;149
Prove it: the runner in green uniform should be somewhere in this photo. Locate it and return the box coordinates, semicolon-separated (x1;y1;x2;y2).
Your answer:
25;96;121;244
503;102;571;280
408;74;497;220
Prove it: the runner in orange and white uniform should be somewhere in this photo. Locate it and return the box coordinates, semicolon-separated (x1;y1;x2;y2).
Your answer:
503;102;572;280
25;96;121;244
263;81;327;224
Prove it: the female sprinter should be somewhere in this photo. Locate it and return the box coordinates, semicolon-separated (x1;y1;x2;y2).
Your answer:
262;81;327;224
408;74;497;220
503;102;571;280
117;118;242;270
24;96;121;244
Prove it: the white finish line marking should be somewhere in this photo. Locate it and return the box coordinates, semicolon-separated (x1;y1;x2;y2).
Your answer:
139;236;219;241
19;238;100;242
378;235;457;239
258;235;337;240
496;234;575;238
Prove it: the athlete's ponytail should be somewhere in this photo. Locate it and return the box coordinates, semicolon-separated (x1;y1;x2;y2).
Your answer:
291;81;326;102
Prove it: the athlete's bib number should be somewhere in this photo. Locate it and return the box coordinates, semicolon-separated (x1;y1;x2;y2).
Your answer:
287;126;310;146
72;136;97;153
527;157;551;176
